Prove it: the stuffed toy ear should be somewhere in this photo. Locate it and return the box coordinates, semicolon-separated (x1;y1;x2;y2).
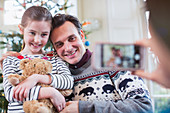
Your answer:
44;61;52;73
19;59;30;70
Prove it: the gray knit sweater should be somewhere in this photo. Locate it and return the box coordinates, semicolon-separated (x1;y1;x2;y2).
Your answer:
69;52;153;113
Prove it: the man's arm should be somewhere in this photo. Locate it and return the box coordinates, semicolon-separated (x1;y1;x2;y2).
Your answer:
61;97;152;113
0;51;20;69
78;71;153;113
62;71;153;113
79;97;152;113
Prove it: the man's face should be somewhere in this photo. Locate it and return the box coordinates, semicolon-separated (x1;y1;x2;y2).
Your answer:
50;21;86;64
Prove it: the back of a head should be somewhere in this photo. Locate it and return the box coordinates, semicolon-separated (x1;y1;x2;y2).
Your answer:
52;14;82;35
147;0;170;50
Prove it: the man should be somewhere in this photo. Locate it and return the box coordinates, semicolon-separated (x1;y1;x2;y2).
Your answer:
50;14;153;113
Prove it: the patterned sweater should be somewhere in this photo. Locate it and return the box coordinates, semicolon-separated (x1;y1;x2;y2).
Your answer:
3;53;73;113
68;49;153;113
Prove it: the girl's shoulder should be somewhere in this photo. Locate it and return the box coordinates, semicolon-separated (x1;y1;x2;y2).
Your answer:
43;51;60;60
3;55;24;66
44;51;66;62
5;55;22;61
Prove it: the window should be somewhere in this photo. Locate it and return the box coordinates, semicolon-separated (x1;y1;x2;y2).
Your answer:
4;0;24;25
3;0;77;26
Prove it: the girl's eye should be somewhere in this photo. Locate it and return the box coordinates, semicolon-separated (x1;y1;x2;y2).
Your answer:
68;36;76;42
41;33;48;37
30;32;35;36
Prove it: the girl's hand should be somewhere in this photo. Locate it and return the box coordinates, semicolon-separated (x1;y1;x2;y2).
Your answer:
13;74;39;101
39;87;66;112
50;89;66;112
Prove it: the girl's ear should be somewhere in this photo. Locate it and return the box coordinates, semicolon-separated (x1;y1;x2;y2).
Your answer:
80;29;85;42
18;24;24;34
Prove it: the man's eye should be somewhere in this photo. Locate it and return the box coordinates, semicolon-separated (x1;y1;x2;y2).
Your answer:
68;36;76;42
55;42;64;48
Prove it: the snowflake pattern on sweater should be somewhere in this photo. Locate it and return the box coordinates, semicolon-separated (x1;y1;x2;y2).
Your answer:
68;50;152;113
69;68;149;102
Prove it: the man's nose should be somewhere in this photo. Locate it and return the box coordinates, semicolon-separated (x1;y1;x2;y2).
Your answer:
64;42;72;51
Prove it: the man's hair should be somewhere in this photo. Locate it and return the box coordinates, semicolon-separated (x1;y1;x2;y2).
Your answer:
146;0;170;50
52;14;82;35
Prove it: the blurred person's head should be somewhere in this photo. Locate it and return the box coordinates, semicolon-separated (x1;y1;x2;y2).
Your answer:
111;47;116;56
147;0;170;50
147;0;170;78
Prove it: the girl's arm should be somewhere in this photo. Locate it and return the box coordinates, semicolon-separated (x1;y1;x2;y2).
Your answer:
39;87;66;112
49;56;74;89
17;56;74;90
3;57;41;103
12;74;51;101
12;56;74;101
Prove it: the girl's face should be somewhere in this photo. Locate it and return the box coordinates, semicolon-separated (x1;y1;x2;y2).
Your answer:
22;20;51;55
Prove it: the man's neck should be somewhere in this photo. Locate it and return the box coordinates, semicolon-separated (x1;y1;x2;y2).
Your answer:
69;49;92;69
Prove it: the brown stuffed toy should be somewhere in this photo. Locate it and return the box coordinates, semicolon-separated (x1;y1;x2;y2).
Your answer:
8;58;72;113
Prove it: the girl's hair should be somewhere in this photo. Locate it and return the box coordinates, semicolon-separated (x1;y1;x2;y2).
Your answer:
21;6;52;49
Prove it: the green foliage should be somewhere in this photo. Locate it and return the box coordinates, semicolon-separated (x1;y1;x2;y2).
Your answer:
0;32;23;52
44;39;54;51
154;98;170;113
0;91;8;113
0;74;2;83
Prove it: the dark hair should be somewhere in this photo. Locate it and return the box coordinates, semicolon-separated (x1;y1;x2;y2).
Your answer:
146;0;170;50
21;6;52;49
52;14;82;35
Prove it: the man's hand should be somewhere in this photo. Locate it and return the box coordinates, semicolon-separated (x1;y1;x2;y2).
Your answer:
0;51;20;69
60;101;79;113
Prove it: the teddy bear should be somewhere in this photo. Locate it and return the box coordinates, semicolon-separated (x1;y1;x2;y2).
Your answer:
8;58;72;113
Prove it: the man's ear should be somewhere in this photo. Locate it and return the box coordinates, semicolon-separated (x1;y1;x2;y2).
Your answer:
80;29;85;42
18;24;24;34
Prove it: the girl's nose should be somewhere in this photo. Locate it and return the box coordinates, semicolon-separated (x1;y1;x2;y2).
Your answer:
34;35;41;43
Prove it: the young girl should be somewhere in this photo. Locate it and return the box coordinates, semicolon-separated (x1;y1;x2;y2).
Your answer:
2;6;73;113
